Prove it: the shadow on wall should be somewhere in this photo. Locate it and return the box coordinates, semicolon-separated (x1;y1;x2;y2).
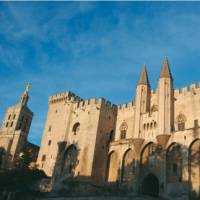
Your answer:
0;147;5;168
46;138;200;199
50;142;117;197
105;139;200;199
0;147;13;169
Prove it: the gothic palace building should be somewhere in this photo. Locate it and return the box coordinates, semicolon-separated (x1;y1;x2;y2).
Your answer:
1;57;200;199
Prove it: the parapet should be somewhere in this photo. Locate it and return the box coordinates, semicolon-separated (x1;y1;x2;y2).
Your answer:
174;82;200;98
117;101;135;111
74;97;117;113
49;91;82;104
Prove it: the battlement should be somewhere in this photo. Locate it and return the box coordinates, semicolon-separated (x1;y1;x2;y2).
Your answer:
49;91;82;104
174;82;200;97
117;101;135;110
74;97;117;112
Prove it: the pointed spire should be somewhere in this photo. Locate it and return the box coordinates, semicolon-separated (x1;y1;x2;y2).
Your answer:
160;56;173;79
20;83;30;106
138;64;150;86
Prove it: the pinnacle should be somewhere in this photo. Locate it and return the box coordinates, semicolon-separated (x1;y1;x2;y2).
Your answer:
160;56;173;79
138;64;150;86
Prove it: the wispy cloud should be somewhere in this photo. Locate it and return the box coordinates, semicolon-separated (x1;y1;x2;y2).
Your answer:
1;2;200;145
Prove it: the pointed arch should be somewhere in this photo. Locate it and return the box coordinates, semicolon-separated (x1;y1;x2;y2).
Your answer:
166;143;182;183
140;142;156;165
106;151;119;183
140;142;161;175
189;139;200;199
61;144;78;177
121;149;136;183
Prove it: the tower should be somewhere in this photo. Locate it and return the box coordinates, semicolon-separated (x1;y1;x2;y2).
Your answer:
0;84;33;168
134;65;151;137
158;57;174;135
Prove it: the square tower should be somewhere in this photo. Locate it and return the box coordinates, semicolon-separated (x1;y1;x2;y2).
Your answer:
0;84;33;168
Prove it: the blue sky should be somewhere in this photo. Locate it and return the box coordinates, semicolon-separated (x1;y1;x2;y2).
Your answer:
1;2;200;145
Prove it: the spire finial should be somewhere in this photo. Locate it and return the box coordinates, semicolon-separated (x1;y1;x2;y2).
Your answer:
20;83;30;106
160;56;172;79
25;83;30;94
138;64;150;86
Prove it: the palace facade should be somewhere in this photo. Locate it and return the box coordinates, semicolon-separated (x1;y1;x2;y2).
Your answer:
1;57;200;199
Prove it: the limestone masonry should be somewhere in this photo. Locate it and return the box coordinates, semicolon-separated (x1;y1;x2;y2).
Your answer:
1;57;200;199
0;84;38;168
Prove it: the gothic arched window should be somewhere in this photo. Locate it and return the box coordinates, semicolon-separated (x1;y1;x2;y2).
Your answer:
72;122;80;135
120;122;128;139
8;114;11;120
176;114;186;131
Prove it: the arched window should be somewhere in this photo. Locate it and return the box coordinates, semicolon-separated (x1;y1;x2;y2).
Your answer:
10;122;13;127
6;122;9;128
120;122;128;139
8;114;11;120
72;122;80;135
176;113;186;131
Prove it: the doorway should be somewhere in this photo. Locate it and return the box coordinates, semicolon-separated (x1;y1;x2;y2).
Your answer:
141;173;159;197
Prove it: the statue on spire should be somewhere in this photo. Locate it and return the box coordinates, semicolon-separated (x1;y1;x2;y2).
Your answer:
25;83;30;94
20;83;30;106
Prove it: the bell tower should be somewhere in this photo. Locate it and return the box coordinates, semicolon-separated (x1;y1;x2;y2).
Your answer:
0;84;33;168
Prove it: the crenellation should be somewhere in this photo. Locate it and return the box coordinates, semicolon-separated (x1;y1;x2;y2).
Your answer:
106;101;111;107
84;99;89;105
174;88;180;97
117;101;135;111
73;97;117;112
36;58;200;198
97;98;117;112
98;97;105;106
90;97;96;104
173;82;200;98
49;91;82;104
190;82;197;90
182;86;188;95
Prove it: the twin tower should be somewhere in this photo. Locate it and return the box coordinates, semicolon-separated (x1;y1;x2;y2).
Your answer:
134;57;174;139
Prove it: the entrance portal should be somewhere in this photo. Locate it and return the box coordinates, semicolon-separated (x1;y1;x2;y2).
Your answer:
141;173;159;197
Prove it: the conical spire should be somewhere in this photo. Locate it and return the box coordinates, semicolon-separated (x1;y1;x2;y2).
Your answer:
138;64;150;86
160;56;173;79
20;83;30;106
